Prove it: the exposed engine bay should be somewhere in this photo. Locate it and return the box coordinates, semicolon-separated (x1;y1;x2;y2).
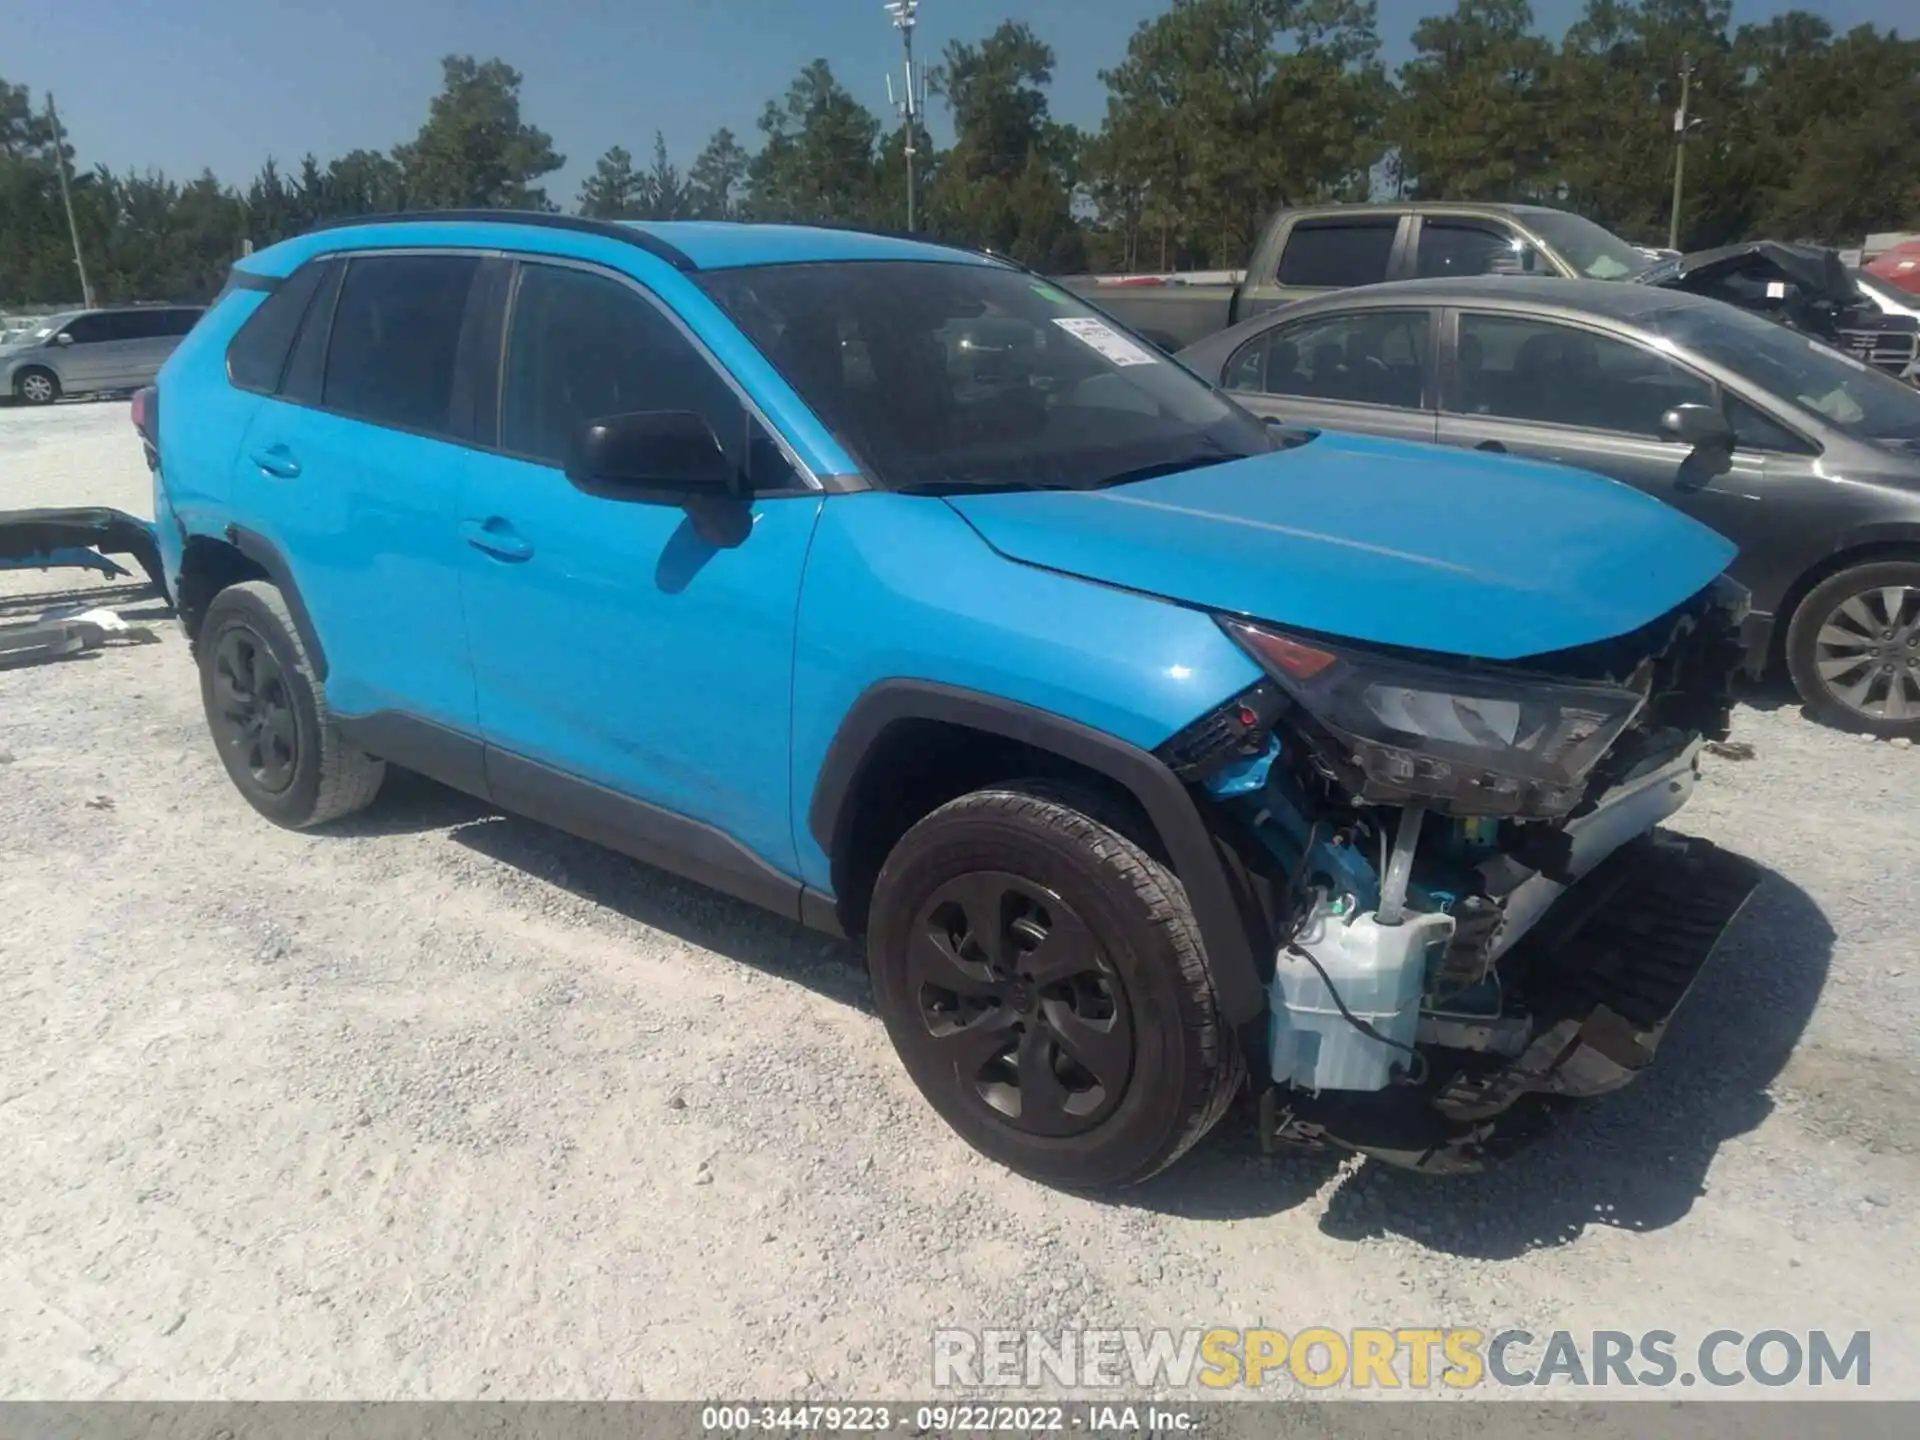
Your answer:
1163;577;1761;1172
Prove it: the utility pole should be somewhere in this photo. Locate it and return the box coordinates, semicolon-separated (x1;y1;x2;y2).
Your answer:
46;92;96;308
1667;54;1696;253
884;1;924;232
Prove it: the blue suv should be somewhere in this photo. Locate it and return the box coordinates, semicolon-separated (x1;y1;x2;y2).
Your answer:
141;212;1760;1188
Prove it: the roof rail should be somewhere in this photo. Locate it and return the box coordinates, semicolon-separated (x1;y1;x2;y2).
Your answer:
304;209;699;272
748;218;1024;274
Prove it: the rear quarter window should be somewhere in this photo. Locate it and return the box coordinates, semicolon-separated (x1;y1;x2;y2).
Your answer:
227;263;328;394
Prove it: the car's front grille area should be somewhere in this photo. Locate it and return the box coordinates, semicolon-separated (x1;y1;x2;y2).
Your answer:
1836;323;1920;378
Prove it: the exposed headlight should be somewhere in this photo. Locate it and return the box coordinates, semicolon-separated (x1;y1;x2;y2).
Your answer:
1220;618;1646;817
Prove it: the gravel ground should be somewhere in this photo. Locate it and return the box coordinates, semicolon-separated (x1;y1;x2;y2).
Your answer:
3;399;1918;1401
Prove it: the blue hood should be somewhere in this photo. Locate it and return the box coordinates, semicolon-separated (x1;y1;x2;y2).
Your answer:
944;431;1737;661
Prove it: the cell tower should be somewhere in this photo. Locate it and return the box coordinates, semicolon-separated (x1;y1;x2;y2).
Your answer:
884;1;927;231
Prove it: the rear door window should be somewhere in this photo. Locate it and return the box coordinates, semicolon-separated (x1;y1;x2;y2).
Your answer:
280;261;344;406
95;312;148;341
322;254;482;437
1275;219;1399;289
1225;309;1431;410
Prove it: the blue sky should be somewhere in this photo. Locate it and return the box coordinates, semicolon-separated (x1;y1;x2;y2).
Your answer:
8;0;1908;204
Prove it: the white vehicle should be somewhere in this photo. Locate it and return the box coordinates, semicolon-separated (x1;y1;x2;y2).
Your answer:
1;304;204;405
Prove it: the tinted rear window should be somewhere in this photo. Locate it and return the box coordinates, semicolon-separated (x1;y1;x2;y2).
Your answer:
1276;219;1399;289
322;254;481;435
228;263;327;394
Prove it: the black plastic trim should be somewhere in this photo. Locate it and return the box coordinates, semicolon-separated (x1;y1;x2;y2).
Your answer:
335;711;489;797
332;710;846;929
227;270;281;293
223;525;329;681
306;210;699;273
486;749;809;920
807;680;1266;1024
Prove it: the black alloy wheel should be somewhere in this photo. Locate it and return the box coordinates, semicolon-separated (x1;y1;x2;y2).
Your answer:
903;870;1134;1137
196;581;385;828
867;784;1243;1190
211;626;299;794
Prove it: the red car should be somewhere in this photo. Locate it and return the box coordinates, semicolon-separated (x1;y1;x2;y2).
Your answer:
1867;240;1920;296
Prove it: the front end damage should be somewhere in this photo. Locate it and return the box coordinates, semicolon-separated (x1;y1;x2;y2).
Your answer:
1162;578;1761;1173
1640;241;1920;383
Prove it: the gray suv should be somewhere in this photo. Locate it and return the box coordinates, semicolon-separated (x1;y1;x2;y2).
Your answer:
1;304;204;405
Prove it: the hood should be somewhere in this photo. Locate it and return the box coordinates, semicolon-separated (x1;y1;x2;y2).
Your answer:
944;432;1736;662
1639;240;1861;310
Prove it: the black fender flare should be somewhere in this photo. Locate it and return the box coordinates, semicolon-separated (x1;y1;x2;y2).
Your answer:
808;679;1266;1025
222;524;330;681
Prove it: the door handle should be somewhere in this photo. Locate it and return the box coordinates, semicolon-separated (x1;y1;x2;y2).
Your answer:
1475;440;1507;454
460;517;534;562
249;444;301;478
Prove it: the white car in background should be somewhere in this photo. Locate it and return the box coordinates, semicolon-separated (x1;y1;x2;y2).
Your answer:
1;304;204;405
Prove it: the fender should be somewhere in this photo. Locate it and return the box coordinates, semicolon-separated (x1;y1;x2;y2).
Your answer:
808;679;1267;1026
223;524;330;680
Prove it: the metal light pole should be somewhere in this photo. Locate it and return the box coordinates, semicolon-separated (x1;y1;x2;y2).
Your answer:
884;1;925;232
1667;54;1697;254
46;92;96;308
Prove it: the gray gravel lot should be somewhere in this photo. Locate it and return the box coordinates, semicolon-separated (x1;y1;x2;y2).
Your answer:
2;399;1918;1400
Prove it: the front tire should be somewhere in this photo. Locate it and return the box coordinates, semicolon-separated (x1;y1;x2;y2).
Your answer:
867;784;1244;1190
198;581;385;827
14;367;59;405
1786;560;1920;738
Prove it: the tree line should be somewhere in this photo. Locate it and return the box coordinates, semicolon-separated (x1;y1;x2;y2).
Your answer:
2;0;1916;307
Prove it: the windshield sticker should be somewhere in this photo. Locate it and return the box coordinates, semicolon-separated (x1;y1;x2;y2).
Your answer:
1052;316;1158;367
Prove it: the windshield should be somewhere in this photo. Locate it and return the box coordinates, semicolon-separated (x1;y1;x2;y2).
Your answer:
1519;210;1648;281
695;260;1273;492
1650;304;1920;441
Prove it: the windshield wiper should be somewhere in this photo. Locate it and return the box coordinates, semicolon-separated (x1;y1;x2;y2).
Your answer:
1087;452;1243;490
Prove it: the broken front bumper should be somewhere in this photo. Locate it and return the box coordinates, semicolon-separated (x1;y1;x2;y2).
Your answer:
1259;821;1762;1174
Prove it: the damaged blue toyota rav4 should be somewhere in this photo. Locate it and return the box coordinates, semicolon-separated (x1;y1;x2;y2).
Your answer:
140;212;1760;1188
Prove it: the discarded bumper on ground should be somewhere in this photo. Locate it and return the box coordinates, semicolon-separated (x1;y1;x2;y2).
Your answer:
0;506;167;593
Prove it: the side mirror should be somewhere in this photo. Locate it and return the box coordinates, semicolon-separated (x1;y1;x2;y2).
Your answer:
565;410;738;503
1660;402;1734;451
53;332;74;347
1664;403;1736;490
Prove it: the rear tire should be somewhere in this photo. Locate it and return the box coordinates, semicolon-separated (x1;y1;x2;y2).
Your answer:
866;783;1244;1190
1785;560;1920;738
198;580;385;828
14;367;59;405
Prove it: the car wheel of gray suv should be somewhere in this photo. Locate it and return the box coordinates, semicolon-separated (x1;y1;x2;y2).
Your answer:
198;581;386;828
14;368;59;405
866;782;1244;1189
1787;559;1920;739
